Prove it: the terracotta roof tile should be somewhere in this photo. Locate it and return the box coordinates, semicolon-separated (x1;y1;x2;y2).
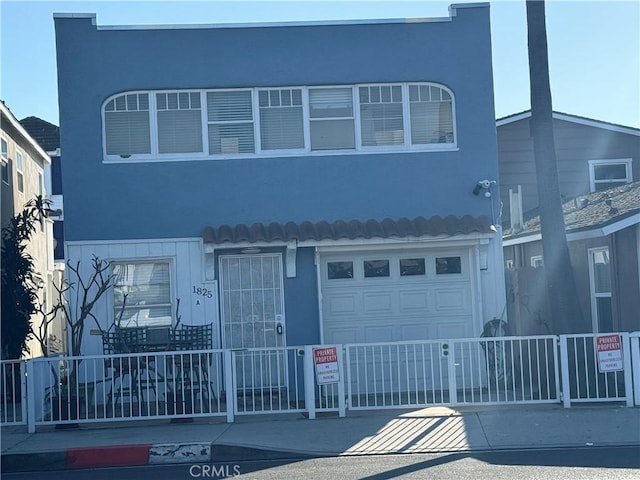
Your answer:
203;215;494;244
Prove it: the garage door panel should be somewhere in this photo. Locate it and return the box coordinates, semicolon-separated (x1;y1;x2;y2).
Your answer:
399;290;430;312
326;327;361;344
364;326;396;343
326;294;358;315
363;291;393;313
400;324;431;340
434;287;470;312
437;321;470;339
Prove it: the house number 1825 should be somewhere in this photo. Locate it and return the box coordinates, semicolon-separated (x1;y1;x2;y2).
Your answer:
192;286;213;298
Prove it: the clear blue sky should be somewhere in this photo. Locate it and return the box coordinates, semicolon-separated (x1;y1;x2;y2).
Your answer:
1;0;638;128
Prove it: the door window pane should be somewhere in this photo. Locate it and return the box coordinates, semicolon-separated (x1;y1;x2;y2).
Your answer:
364;260;390;278
436;256;461;275
400;258;425;276
328;261;353;279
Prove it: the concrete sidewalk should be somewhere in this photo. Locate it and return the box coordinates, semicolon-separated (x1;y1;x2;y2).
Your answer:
1;404;639;472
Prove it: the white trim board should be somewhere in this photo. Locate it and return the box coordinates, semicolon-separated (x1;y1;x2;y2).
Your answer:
496;111;640;137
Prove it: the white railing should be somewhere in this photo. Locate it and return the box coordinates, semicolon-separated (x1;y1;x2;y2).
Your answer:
628;332;639;406
452;335;560;405
0;360;26;425
231;347;306;416
26;349;230;431
559;333;634;407
344;341;449;410
3;332;639;432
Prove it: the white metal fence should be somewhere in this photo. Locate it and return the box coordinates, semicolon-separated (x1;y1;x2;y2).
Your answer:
1;360;26;425
2;332;639;432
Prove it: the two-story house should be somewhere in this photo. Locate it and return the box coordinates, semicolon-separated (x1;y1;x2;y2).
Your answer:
54;3;506;361
1;101;57;358
497;110;640;334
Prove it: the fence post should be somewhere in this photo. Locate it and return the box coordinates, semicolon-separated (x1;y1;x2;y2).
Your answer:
337;345;346;417
223;350;234;423
447;340;457;406
559;336;571;408
26;359;36;433
621;333;634;407
303;346;316;420
631;333;640;407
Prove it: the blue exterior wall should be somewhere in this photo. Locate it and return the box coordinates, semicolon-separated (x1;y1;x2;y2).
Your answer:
55;4;499;242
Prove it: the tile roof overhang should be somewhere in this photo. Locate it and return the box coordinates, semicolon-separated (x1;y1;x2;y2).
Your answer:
503;182;640;245
202;215;495;245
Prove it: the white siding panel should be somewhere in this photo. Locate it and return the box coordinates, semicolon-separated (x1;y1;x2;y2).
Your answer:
67;239;216;354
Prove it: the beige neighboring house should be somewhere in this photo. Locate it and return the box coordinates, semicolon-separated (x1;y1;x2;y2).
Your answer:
1;100;59;358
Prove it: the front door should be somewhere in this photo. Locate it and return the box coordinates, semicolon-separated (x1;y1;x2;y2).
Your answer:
219;253;286;390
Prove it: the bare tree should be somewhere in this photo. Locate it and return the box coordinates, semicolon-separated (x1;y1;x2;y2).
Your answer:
526;0;582;333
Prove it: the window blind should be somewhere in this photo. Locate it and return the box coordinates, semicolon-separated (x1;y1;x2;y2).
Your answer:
207;91;255;154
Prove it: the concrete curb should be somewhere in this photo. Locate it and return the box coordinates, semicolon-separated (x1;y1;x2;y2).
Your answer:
0;442;311;473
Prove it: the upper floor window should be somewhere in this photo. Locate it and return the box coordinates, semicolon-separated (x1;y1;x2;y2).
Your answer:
102;83;456;162
104;93;151;157
16;150;24;193
1;137;8;185
589;159;632;192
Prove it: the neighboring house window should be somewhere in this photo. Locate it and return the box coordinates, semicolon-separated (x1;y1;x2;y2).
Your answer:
309;87;355;151
156;91;203;154
16;150;24;193
1;137;8;185
104;93;151;157
113;261;172;328
258;88;304;151
207;90;255;154
102;82;456;161
530;255;543;268
588;247;613;333
588;159;632;192
359;85;404;146
38;171;45;231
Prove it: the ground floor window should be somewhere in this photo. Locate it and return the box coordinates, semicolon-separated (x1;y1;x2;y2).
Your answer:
588;247;613;332
112;260;172;327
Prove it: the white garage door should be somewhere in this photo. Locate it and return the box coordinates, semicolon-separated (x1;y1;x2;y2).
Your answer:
320;249;476;344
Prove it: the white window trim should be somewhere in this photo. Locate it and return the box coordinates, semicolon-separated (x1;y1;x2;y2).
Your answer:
587;246;612;333
110;257;175;328
16;149;24;194
102;83;458;163
530;255;543;268
1;135;9;185
588;158;633;192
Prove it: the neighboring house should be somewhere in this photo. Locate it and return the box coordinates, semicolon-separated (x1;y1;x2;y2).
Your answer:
20;117;65;262
54;4;506;360
0;101;57;357
497;110;640;335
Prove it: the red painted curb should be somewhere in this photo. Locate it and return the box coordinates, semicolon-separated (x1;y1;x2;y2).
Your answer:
66;444;151;469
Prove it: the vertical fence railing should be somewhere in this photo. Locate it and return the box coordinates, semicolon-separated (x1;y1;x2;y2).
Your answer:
9;333;640;430
0;360;27;425
26;350;228;432
451;335;560;405
631;333;640;407
560;333;633;407
231;347;307;415
344;340;449;410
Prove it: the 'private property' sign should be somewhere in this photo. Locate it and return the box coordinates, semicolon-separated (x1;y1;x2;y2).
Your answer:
313;347;340;385
595;334;623;373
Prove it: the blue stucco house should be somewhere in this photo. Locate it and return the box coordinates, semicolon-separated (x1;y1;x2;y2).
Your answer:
54;3;506;360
